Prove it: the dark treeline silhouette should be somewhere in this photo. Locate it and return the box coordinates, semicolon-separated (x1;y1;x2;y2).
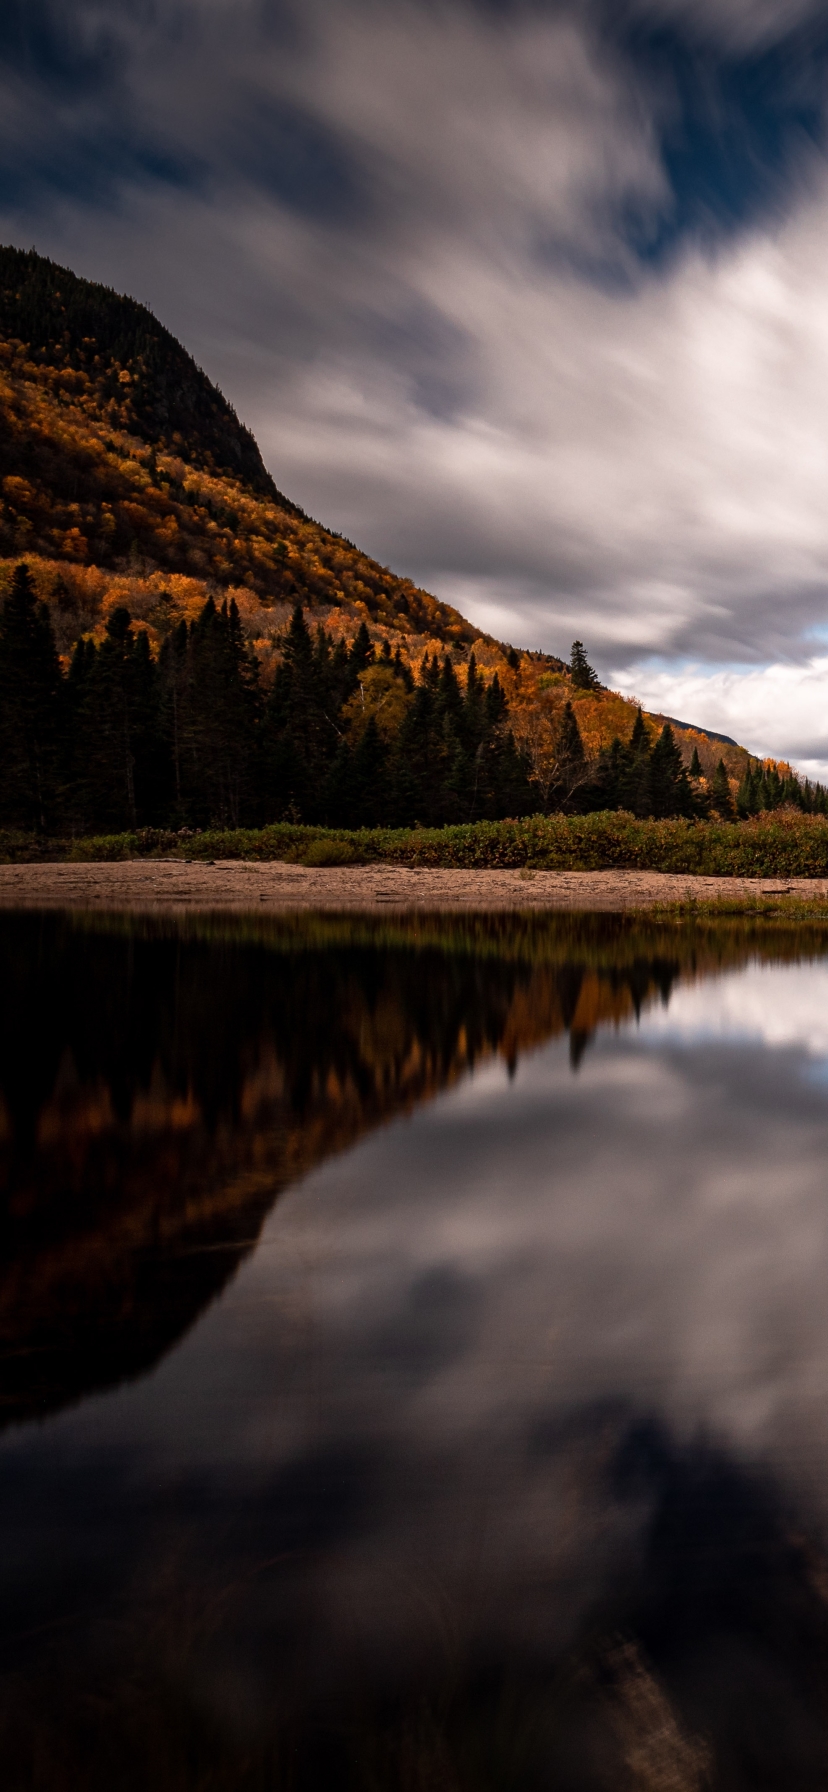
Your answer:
592;706;707;819
0;565;535;832
3;562;826;834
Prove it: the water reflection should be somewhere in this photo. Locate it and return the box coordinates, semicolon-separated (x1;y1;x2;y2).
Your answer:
4;910;828;1790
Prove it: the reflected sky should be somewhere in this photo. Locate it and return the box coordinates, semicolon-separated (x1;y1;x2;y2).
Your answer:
5;920;828;1787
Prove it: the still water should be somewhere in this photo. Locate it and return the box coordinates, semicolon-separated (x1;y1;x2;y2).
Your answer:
4;910;828;1789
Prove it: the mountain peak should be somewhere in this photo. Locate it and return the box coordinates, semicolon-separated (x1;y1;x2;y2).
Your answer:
0;244;287;502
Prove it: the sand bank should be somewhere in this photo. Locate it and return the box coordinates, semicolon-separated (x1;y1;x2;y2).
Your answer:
0;860;826;913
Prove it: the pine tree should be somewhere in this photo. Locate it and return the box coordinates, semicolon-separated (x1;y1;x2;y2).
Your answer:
617;709;652;817
552;701;587;811
0;562;63;830
736;762;759;819
157;619;189;821
689;746;702;779
649;724;695;818
592;736;624;811
71;606;165;830
710;759;735;820
264;606;335;821
177;597;260;827
569;640;600;691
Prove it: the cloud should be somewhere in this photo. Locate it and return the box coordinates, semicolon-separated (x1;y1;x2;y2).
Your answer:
613;651;828;775
5;0;828;756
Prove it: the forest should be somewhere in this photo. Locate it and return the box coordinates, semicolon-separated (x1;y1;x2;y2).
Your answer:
1;561;825;837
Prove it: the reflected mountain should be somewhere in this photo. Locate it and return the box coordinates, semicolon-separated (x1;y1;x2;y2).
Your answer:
3;909;826;1429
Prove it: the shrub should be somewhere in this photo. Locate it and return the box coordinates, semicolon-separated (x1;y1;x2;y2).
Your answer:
298;838;364;867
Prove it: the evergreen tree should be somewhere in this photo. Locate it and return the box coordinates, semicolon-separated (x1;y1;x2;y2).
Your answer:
617;709;652;817
176;597;260;827
0;563;63;830
71;607;164;831
689;746;702;779
710;759;735;820
649;724;696;819
592;736;625;811
349;714;389;826
736;761;760;819
553;701;587;810
157;619;189;821
569;640;600;691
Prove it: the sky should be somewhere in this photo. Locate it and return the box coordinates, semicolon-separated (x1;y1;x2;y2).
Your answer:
4;2;828;769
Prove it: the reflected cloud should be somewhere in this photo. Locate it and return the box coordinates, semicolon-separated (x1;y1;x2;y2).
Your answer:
641;958;828;1055
4;914;828;1783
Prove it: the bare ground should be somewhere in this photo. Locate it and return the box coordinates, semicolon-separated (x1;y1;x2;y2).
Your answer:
1;860;827;912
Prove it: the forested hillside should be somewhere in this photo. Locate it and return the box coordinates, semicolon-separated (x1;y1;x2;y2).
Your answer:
0;246;821;836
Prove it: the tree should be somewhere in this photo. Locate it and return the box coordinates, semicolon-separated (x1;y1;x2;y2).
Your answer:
569;640;600;691
617;709;653;817
710;759;735;820
649;724;696;819
0;563;63;830
689;746;702;779
70;606;165;831
736;761;760;819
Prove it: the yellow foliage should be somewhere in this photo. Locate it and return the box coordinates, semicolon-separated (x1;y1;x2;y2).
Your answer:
342;665;413;743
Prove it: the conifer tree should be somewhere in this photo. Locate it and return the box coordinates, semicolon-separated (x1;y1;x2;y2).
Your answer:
569;640;600;691
71;606;164;830
649;724;696;818
736;761;759;819
710;759;735;820
0;562;63;830
555;700;587;810
616;708;652;817
689;746;702;778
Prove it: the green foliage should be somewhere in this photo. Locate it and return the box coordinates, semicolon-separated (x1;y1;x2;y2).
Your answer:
11;808;828;878
591;713;706;820
710;758;735;820
297;837;364;866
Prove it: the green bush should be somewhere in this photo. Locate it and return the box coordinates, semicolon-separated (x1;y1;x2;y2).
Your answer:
296;838;364;867
7;809;828;877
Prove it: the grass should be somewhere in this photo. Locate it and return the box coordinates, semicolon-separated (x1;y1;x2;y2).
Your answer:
7;808;828;875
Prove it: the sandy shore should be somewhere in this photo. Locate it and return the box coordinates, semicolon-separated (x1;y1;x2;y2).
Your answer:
0;860;826;913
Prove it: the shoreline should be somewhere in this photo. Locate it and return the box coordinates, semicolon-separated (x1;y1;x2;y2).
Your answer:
3;860;828;913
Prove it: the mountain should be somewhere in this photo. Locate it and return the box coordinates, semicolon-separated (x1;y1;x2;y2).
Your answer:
0;244;482;658
0;245;804;829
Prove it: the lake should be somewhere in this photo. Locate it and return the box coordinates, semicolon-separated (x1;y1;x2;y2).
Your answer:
3;908;828;1790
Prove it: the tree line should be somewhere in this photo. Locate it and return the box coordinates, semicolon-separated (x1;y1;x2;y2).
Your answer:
1;563;825;835
0;565;533;833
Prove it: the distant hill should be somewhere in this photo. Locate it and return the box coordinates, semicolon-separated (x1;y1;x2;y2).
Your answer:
658;714;738;748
